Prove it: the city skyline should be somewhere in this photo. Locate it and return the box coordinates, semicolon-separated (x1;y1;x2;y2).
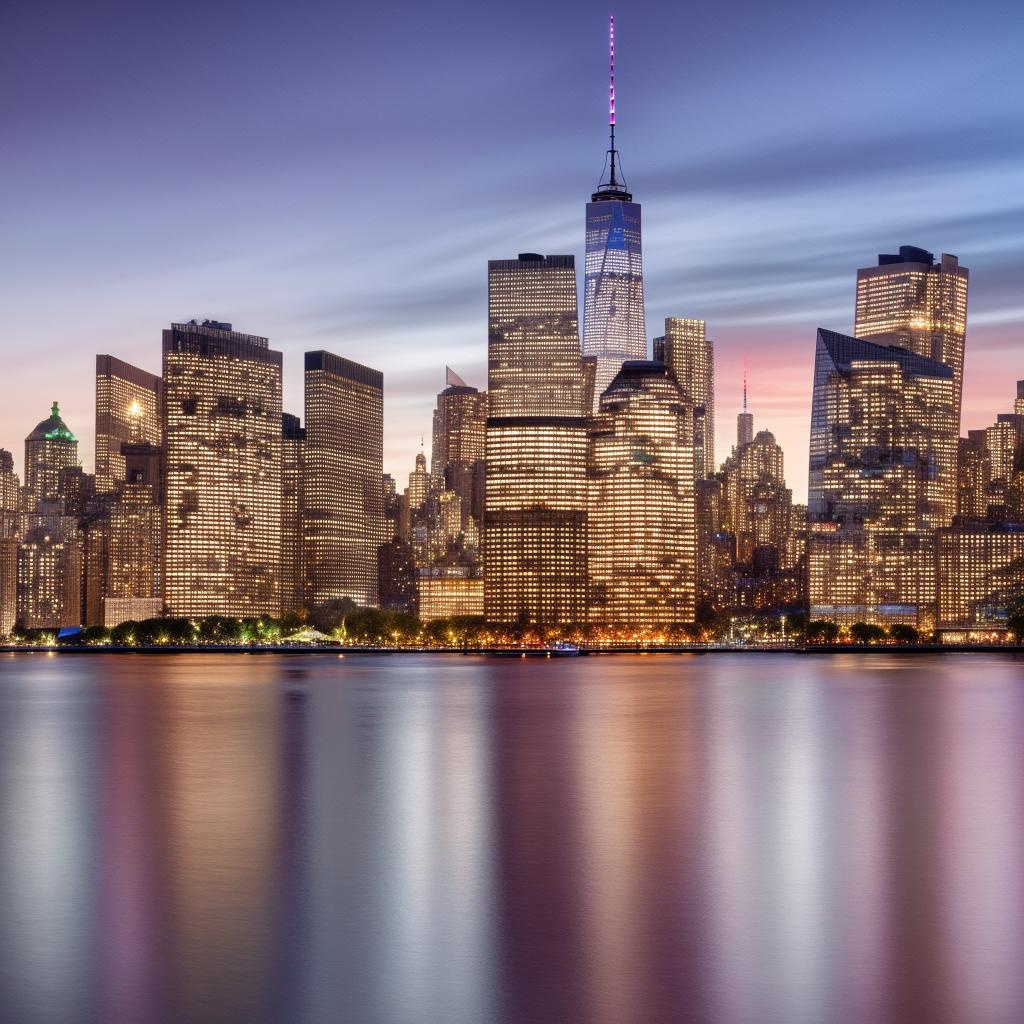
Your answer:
3;1;1023;501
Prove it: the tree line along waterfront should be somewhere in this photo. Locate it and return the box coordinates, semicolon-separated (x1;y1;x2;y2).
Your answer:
6;598;1024;650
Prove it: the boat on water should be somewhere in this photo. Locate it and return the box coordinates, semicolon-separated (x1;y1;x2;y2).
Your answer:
546;641;581;657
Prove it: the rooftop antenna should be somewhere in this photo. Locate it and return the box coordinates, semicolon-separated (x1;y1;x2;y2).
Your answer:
608;15;618;188
743;358;748;414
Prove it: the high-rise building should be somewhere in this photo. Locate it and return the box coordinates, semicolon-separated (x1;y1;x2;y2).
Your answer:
162;320;283;618
303;350;384;608
0;451;20;634
855;246;969;431
17;515;82;630
485;254;588;627
95;355;162;494
417;566;484;621
659;318;714;479
24;402;79;505
807;328;956;629
587;361;695;626
936;524;1024;639
407;449;429;515
582;17;646;404
736;366;753;449
0;450;20;512
280;413;305;617
431;368;487;542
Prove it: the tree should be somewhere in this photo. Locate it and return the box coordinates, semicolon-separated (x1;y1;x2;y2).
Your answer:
1007;594;1024;645
806;620;839;644
309;597;358;634
850;621;886;644
79;625;110;645
110;621;138;645
889;623;919;644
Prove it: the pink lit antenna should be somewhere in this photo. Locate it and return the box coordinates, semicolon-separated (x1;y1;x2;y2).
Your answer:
609;15;615;127
743;358;748;413
607;15;620;187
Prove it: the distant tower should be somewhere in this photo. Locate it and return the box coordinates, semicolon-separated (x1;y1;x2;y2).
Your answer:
582;15;646;406
660;318;714;479
737;362;753;448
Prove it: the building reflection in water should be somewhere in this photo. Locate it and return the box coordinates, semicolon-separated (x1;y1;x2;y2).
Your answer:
1;653;1023;1024
0;658;99;1024
155;657;282;1023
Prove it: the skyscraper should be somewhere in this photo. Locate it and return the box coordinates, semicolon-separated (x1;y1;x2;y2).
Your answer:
587;361;695;626
855;246;969;431
24;402;79;505
303;350;384;608
807;328;956;629
582;16;646;404
431;368;487;545
659;318;714;478
736;365;753;448
485;254;588;627
94;355;162;494
17;516;82;629
162;320;283;618
280;412;305;616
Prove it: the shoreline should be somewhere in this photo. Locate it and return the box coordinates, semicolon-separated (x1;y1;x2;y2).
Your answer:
2;644;1021;657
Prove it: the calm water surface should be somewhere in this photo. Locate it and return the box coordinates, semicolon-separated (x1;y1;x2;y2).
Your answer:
1;652;1022;1024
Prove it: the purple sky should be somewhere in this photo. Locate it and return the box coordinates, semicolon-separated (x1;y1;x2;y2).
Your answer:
2;0;1022;501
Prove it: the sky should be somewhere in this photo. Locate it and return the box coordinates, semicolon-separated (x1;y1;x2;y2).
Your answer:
2;0;1023;502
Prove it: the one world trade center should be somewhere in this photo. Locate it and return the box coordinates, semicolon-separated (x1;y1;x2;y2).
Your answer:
582;15;647;407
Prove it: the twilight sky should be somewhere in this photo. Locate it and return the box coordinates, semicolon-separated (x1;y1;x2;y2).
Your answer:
2;0;1022;501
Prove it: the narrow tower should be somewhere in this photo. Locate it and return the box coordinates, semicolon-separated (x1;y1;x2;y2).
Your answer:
737;361;753;447
582;15;647;407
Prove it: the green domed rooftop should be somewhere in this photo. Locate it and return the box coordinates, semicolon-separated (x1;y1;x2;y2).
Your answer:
27;401;77;443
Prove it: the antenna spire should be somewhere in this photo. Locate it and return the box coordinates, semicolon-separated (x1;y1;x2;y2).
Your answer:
608;15;617;187
743;358;748;414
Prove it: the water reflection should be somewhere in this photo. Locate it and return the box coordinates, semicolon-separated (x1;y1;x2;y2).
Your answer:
0;652;1022;1024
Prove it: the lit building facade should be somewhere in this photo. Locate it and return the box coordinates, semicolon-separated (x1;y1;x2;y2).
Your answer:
24;402;79;505
17;516;82;629
587;361;695;625
855;246;969;431
659;318;714;479
431;371;487;546
303;350;384;608
807;328;956;629
162;320;283;618
485;254;588;626
280;413;305;616
95;355;162;494
417;567;484;621
936;525;1024;638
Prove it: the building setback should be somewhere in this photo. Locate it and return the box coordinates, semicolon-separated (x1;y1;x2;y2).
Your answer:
303;350;384;608
162;320;283;618
485;254;588;627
